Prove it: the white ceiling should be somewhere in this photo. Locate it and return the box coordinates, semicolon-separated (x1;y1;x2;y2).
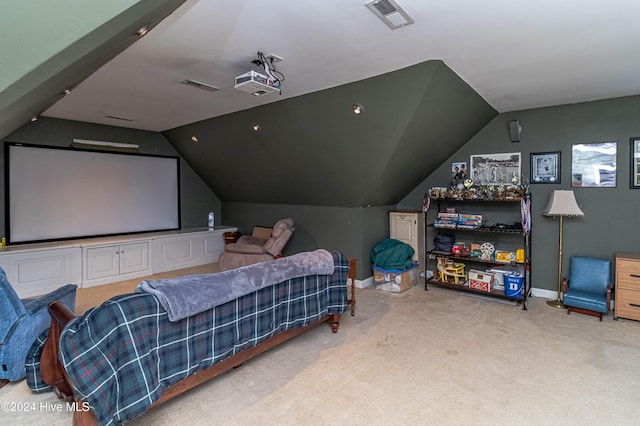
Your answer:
43;0;640;132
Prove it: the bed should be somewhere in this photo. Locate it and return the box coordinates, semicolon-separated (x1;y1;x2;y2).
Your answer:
28;249;356;425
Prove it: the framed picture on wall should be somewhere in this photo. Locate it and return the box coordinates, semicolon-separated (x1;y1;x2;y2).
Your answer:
530;151;560;184
631;137;640;188
571;142;617;187
469;152;521;185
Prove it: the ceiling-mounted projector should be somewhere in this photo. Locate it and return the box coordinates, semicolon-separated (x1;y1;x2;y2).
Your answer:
234;70;280;96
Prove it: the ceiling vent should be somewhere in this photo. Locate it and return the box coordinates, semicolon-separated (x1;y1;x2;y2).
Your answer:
365;0;414;29
182;79;220;93
105;115;134;122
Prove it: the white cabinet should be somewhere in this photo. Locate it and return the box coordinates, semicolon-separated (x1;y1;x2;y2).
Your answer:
0;246;82;298
0;227;236;296
390;210;425;266
83;241;150;287
204;232;226;259
151;228;229;273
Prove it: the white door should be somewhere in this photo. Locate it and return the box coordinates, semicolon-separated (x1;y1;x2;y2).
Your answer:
390;212;423;263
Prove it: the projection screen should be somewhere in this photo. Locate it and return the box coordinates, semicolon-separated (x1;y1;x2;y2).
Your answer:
5;143;180;244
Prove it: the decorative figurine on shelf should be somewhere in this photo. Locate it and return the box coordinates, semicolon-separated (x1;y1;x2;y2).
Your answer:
511;172;519;186
485;185;495;200
519;175;530;196
464;187;476;200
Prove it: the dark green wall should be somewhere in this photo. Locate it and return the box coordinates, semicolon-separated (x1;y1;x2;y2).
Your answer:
222;202;393;279
1;117;220;232
401;95;640;291
163;60;496;207
163;61;496;280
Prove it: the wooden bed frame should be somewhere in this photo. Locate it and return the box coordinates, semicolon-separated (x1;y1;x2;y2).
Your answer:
40;259;357;425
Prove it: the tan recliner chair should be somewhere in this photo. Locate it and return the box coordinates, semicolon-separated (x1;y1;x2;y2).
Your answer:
218;218;295;271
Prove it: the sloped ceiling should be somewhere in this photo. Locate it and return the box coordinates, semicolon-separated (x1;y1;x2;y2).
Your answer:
0;0;186;140
163;60;496;207
38;0;640;132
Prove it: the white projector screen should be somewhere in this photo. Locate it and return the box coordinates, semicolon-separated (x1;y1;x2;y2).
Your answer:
6;143;180;244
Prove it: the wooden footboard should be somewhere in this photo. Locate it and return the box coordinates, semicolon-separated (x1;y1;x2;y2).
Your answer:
41;302;342;425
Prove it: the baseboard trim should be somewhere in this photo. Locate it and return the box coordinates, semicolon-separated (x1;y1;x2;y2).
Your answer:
355;276;374;289
530;288;556;300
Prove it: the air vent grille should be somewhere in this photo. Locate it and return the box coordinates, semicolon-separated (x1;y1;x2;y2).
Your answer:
372;0;396;15
105;115;134;122
182;79;220;92
365;0;414;29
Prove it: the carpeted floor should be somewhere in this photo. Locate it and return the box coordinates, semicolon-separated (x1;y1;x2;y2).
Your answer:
2;275;640;425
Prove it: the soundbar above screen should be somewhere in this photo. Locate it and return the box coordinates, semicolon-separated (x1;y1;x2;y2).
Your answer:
5;143;180;244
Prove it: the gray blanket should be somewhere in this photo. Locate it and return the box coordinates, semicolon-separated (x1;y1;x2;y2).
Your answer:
136;249;335;321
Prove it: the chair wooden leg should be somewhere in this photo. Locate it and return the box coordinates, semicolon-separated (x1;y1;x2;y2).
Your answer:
567;306;605;321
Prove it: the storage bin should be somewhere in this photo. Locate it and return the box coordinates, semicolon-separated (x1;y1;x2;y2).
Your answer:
504;275;524;297
373;262;419;293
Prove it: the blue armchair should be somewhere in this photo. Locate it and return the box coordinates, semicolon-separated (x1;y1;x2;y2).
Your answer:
561;256;612;321
0;267;77;385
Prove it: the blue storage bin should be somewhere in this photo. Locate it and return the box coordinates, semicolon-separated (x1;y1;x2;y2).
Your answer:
504;275;524;297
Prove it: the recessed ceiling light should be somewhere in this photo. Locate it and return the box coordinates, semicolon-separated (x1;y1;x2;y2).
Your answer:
252;123;261;132
136;25;150;37
352;104;365;115
191;136;199;142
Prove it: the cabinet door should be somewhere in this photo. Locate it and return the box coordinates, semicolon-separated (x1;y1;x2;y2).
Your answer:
390;212;421;262
86;246;119;281
119;242;149;275
0;247;82;298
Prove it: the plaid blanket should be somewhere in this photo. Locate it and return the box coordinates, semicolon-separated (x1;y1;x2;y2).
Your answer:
41;251;348;425
25;329;50;392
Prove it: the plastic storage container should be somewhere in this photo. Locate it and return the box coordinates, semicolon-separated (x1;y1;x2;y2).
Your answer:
504;275;524;298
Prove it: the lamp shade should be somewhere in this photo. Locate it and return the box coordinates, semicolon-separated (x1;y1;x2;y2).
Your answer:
542;190;584;217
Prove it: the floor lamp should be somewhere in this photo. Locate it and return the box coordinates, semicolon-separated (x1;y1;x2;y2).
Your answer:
542;190;584;309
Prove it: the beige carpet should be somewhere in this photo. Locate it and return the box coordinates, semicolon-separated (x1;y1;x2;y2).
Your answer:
2;275;640;425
